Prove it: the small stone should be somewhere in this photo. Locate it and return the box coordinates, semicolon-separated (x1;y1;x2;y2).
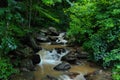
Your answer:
61;51;77;64
43;75;58;80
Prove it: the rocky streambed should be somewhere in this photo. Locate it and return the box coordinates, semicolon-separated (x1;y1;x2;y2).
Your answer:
34;44;111;80
10;27;112;80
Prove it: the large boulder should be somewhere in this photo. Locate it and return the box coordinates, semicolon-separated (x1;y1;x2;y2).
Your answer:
31;54;40;65
54;62;71;71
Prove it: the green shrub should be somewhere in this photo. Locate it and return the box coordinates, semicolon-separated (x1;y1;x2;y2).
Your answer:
67;1;120;79
66;1;97;43
0;0;29;55
0;37;17;55
112;64;120;80
42;0;62;5
0;58;18;80
67;0;120;66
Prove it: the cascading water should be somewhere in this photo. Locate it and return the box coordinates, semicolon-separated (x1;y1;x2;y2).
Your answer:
37;49;69;65
34;32;98;80
56;32;68;45
36;48;70;78
36;49;87;80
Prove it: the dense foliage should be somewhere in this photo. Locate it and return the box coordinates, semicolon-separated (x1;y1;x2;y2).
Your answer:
0;58;18;80
0;0;120;80
112;63;120;80
0;0;69;55
67;0;120;79
0;0;72;79
0;0;68;79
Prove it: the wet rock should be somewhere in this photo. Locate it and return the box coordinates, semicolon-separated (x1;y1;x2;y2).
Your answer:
36;34;49;42
48;27;59;36
85;70;112;80
61;51;77;64
43;75;58;80
74;74;86;80
40;29;48;34
36;36;48;42
20;59;35;71
48;36;58;41
54;62;71;71
55;48;66;54
75;60;82;65
59;72;86;80
66;72;80;79
51;41;63;45
31;54;40;65
22;36;41;53
77;52;88;59
10;71;34;80
29;36;42;52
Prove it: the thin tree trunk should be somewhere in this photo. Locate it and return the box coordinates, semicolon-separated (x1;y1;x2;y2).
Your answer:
28;0;32;28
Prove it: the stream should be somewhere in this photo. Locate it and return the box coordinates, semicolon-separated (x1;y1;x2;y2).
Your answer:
34;43;99;80
11;29;112;80
32;31;111;80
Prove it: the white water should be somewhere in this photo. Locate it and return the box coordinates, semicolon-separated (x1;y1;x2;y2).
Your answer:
35;32;86;80
37;49;69;65
32;30;104;80
36;49;87;80
36;49;70;79
56;32;68;45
